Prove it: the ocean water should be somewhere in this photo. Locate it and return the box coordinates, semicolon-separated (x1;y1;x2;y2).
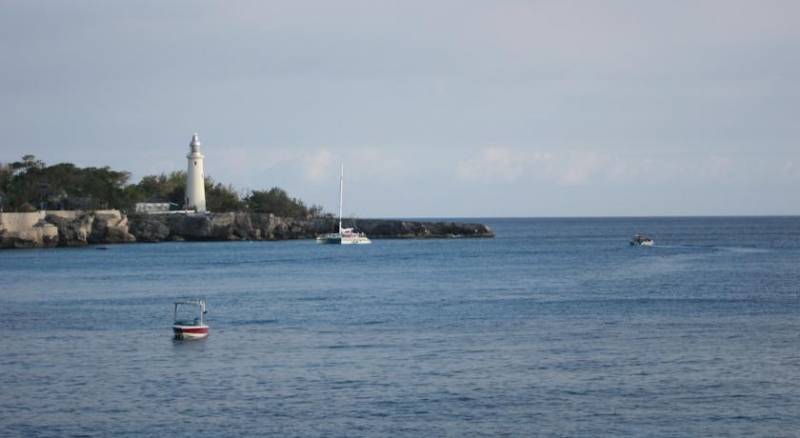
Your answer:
1;217;799;437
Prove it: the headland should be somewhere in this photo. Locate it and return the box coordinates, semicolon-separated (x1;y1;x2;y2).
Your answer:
0;210;494;249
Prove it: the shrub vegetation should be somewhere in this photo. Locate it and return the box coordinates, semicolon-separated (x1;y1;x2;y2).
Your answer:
0;155;323;217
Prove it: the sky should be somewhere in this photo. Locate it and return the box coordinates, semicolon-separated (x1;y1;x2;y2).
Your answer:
1;0;798;217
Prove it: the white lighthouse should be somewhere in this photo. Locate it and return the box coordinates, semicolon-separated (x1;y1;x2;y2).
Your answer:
185;133;207;212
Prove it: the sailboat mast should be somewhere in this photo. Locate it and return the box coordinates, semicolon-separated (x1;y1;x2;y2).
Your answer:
338;164;344;233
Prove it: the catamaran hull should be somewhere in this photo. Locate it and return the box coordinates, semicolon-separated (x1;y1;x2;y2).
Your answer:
316;237;371;244
341;237;371;244
173;325;209;340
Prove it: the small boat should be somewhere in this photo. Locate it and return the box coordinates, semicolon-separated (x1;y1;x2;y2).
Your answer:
172;299;209;340
316;164;371;245
630;233;654;246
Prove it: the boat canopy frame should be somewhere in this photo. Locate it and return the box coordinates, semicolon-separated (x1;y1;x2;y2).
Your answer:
173;299;207;326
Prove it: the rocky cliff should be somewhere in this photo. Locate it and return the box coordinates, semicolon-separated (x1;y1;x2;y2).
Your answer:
0;211;493;248
0;217;59;249
0;210;135;249
127;213;494;242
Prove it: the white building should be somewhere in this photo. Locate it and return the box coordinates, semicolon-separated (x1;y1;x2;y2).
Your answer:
185;133;207;212
134;202;175;213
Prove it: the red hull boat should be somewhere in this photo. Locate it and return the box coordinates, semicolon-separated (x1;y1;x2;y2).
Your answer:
173;324;209;340
173;299;209;340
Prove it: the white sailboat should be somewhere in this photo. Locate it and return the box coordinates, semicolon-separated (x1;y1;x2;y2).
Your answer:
316;165;371;245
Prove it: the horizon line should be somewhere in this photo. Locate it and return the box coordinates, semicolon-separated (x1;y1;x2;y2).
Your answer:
364;214;800;220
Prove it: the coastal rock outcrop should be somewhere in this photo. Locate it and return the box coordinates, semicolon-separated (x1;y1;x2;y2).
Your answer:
44;211;135;246
45;213;94;246
347;219;492;239
126;213;494;242
0;217;59;249
158;212;259;241
127;217;171;242
0;210;493;249
0;210;135;248
89;211;136;244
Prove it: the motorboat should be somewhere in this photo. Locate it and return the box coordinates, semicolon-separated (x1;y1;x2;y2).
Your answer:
172;299;209;340
316;164;371;245
630;233;654;246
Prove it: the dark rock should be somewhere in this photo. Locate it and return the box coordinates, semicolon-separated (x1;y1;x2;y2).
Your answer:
45;213;93;246
128;216;170;242
3;209;493;250
37;220;60;248
0;217;59;249
166;213;214;240
91;211;496;246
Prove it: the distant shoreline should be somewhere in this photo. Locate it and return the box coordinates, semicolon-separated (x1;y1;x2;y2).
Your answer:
0;210;494;250
387;215;800;220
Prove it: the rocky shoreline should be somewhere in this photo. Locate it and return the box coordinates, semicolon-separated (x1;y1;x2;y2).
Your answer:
0;210;494;249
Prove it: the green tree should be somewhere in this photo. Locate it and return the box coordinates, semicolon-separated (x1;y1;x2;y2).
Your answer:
245;187;310;217
135;171;186;205
1;154;322;216
307;204;325;218
0;163;12;211
134;173;245;211
11;154;44;174
77;166;131;209
205;178;245;212
2;156;131;211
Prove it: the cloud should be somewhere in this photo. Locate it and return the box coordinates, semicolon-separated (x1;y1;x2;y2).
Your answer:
456;146;553;182
348;147;408;181
198;144;417;192
455;146;800;188
707;155;734;179
303;148;333;182
457;146;611;186
558;152;606;186
783;160;800;179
